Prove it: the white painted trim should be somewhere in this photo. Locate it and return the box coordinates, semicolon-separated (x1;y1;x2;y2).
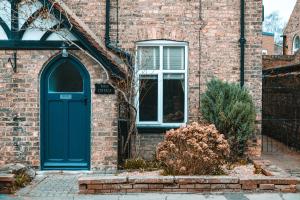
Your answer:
18;0;43;30
158;65;163;124
22;28;47;40
0;0;11;30
46;29;78;41
167;47;170;70
136;40;188;46
293;35;300;54
135;41;189;128
184;45;189;124
0;26;8;40
22;15;59;40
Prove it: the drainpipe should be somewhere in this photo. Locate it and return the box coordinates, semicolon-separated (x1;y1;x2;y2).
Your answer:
105;0;132;66
239;0;246;87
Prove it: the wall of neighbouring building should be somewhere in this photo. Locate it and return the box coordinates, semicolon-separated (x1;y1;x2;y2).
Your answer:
262;51;300;69
262;34;275;55
284;0;300;55
0;50;119;171
274;44;283;55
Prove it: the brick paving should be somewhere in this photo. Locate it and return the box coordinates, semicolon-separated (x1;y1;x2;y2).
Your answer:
262;136;300;178
16;174;81;198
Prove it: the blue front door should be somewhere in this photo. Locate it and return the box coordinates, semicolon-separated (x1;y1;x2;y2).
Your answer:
41;55;91;170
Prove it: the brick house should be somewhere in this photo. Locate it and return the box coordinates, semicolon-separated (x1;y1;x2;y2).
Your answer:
284;0;300;55
0;0;262;171
262;32;275;55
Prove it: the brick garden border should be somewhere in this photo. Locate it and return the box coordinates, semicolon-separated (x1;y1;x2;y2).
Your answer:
78;176;300;194
0;174;15;194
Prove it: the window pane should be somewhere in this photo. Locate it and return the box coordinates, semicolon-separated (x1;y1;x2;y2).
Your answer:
49;62;83;92
163;47;185;70
137;47;160;70
163;74;185;123
139;75;158;121
295;36;300;49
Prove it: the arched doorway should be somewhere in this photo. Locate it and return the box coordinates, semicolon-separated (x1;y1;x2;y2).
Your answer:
40;55;91;170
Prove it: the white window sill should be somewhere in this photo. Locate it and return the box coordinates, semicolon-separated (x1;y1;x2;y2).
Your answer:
137;123;186;128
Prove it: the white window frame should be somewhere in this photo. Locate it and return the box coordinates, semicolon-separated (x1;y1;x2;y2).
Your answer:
135;40;188;128
293;35;300;54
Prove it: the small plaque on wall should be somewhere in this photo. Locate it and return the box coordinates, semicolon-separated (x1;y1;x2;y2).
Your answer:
95;83;115;94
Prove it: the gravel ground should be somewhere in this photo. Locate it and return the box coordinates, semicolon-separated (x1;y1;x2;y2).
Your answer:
118;170;162;176
117;163;265;177
224;164;265;177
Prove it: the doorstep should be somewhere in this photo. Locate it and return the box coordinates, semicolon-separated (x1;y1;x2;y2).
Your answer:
35;170;94;175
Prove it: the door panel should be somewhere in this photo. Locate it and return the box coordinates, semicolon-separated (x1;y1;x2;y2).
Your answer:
68;100;87;161
41;56;91;170
47;100;66;162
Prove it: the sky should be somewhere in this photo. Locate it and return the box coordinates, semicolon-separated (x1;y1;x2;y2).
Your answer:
263;0;297;23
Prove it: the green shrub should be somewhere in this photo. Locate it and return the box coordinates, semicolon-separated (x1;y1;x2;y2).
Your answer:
124;158;161;171
14;172;31;188
200;78;256;160
156;122;230;175
11;170;32;192
124;158;147;170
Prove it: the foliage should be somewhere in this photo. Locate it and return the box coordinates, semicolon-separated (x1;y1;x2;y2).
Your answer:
14;172;31;188
156;122;230;175
124;158;147;170
11;171;32;192
124;158;161;171
263;11;286;44
254;165;263;175
200;78;256;160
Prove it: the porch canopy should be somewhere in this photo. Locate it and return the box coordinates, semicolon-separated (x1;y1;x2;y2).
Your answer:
0;0;125;79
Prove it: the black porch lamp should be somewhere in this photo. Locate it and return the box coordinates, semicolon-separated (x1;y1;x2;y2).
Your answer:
60;43;69;58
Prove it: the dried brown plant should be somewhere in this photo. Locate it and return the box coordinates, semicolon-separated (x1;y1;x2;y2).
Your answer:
157;122;230;175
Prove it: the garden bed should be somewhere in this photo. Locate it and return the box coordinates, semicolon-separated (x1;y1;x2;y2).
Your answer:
78;162;300;194
4;160;297;195
0;164;35;194
119;163;264;178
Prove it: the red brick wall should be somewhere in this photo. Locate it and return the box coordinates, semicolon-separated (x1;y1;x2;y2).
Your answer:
262;35;275;55
64;0;263;159
64;0;262;120
262;51;300;69
262;55;295;69
0;50;119;171
0;0;263;167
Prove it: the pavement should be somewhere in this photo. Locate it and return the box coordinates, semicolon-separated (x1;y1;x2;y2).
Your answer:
16;174;80;197
1;192;300;200
0;173;299;200
1;174;300;200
